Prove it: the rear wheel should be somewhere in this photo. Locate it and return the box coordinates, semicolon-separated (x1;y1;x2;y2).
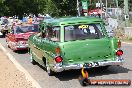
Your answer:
6;41;10;48
7;45;10;48
46;66;55;76
30;52;37;65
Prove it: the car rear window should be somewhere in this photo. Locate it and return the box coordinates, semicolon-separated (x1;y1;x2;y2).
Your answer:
64;23;104;41
14;25;39;33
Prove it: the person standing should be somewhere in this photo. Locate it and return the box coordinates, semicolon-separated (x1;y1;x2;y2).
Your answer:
28;15;33;24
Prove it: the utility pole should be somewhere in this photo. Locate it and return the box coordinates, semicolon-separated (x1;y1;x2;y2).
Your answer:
99;0;103;19
105;0;108;18
115;0;118;8
77;0;81;16
115;0;119;27
124;0;129;27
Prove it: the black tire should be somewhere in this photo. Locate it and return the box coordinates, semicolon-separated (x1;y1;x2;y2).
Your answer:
7;45;10;48
46;66;55;76
30;53;37;65
2;32;6;38
6;41;10;48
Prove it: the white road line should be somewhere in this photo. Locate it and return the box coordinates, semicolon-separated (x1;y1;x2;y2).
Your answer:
0;43;42;88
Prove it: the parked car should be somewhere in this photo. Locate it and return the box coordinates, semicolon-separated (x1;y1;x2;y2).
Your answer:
6;24;39;51
0;24;10;38
0;17;14;38
28;16;124;76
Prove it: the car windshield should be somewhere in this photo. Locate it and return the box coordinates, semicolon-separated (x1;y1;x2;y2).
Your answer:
14;25;39;33
64;23;104;41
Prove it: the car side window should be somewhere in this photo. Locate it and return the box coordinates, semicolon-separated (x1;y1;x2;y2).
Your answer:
36;26;46;38
46;26;60;42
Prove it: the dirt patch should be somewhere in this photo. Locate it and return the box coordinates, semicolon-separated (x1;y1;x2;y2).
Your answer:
0;51;35;88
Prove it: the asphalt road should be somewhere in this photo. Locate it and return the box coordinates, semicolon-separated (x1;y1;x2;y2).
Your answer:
0;38;132;88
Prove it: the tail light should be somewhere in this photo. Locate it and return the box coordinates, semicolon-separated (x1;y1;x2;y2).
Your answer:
55;56;63;63
118;40;121;48
116;50;123;56
55;47;61;54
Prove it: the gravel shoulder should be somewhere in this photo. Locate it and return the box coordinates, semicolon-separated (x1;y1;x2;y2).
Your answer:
0;49;35;88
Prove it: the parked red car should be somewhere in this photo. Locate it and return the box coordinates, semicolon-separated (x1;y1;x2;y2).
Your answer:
88;9;104;17
6;24;39;51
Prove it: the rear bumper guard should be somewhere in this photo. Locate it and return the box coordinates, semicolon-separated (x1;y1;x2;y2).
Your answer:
52;57;124;72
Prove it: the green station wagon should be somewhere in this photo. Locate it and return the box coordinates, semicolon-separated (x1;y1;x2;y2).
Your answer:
28;16;124;76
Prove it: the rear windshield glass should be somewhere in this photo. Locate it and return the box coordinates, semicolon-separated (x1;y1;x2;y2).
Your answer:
14;25;39;33
64;23;104;41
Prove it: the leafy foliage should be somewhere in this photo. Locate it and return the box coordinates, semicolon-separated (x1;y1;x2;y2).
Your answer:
0;0;131;18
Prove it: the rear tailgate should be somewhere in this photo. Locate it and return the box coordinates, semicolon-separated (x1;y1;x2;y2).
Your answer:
60;38;114;64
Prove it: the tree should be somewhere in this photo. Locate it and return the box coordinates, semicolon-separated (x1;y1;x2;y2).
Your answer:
44;0;59;17
3;0;41;18
0;0;7;16
1;0;131;18
53;0;77;16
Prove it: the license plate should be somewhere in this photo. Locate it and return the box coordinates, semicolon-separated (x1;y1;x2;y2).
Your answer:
83;62;99;68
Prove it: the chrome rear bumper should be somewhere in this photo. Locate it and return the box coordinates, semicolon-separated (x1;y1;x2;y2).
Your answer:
52;57;124;72
15;44;28;49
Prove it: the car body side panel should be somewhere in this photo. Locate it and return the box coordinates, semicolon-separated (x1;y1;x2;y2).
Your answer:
28;35;58;67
